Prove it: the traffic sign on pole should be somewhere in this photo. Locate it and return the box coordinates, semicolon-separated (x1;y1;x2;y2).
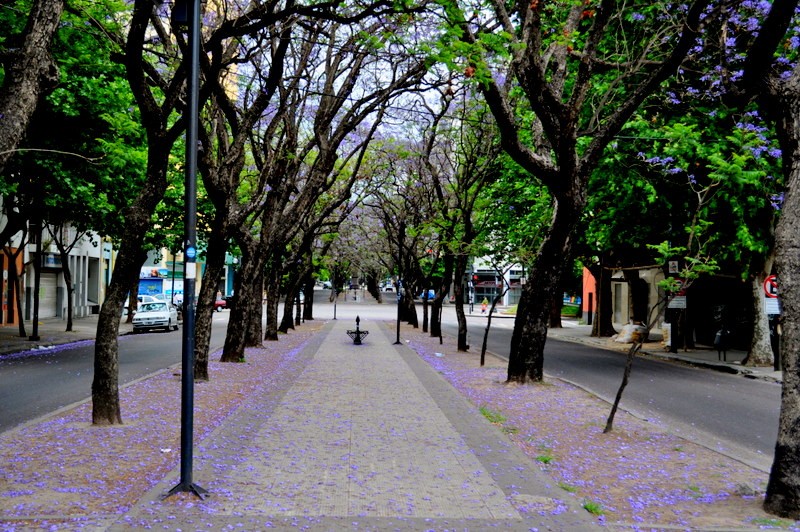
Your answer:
764;274;779;298
764;274;781;315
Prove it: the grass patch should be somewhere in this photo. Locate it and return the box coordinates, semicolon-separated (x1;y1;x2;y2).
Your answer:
558;482;578;493
536;454;554;464
687;485;703;498
502;426;519;435
480;406;506;425
561;303;581;317
582;499;605;515
750;517;793;528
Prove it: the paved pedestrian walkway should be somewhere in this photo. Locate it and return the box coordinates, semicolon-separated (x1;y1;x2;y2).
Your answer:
0;306;783;529
111;318;598;530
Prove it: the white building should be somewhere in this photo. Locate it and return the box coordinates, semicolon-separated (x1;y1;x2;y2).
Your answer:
470;257;524;307
0;221;109;326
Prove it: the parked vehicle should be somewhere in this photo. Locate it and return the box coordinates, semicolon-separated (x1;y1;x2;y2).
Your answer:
214;298;226;311
132;302;179;332
418;289;436;300
123;294;161;317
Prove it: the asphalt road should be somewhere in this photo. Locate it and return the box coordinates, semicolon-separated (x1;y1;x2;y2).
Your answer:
446;315;781;473
0;312;227;432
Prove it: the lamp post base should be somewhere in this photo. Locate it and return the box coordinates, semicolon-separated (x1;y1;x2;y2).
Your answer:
164;481;208;500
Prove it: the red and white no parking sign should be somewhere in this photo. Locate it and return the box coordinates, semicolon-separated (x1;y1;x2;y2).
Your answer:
764;275;779;298
764;274;781;315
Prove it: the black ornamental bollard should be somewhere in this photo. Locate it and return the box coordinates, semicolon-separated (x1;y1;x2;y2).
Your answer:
347;316;369;345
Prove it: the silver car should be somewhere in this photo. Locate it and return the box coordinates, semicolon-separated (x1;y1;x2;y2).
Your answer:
132;302;179;332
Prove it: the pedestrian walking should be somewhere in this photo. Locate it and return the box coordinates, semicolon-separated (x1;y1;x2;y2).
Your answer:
481;297;488;314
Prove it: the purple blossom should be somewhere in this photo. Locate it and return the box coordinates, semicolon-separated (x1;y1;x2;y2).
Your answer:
666;92;681;105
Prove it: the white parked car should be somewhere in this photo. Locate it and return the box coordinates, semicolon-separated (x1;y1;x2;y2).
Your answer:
123;294;161;316
132;301;179;332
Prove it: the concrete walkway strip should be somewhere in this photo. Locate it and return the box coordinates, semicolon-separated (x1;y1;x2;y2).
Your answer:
117;319;598;530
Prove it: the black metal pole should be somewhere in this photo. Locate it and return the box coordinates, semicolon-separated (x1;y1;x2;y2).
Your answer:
166;0;206;499
170;250;177;306
29;217;42;341
394;280;402;345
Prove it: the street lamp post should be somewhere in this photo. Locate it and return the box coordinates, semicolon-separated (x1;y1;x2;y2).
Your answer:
166;0;206;500
394;280;402;345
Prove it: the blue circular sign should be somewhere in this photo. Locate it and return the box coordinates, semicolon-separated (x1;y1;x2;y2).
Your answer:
186;246;197;259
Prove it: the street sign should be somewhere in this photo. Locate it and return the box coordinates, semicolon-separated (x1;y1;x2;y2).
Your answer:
764;274;779;298
763;274;781;315
667;278;687;309
668;295;687;309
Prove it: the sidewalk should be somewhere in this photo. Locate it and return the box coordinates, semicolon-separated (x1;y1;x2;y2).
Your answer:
0;314;132;357
0;317;600;530
545;320;783;383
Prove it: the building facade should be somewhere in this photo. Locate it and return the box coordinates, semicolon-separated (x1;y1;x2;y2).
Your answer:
0;224;109;326
469;257;524;307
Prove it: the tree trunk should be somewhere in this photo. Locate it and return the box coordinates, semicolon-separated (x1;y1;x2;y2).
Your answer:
126;280;139;324
481;287;508;366
65;280;74;331
401;290;418;328
222;245;258;361
764;78;800;518
744;272;775;366
429;296;440;337
431;254;454;338
549;297;563;328
93;244;148;425
5;248;26;337
279;290;295;333
454;254;468;351
303;275;315;320
55;242;74;332
264;270;281;341
366;274;382;303
194;231;227;380
507;199;581;383
0;0;64;175
245;266;265;346
13;266;24;336
604;341;643;433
